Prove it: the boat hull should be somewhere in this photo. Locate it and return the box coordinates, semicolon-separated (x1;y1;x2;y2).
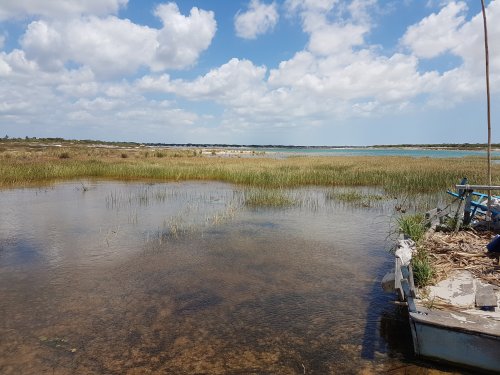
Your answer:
409;309;500;373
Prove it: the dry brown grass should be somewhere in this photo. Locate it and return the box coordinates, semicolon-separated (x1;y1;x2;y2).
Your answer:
0;140;498;194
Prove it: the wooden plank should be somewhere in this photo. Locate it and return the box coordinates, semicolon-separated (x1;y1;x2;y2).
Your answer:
456;184;500;191
411;306;500;337
408;264;416;298
401;279;416;312
395;258;403;301
381;271;396;293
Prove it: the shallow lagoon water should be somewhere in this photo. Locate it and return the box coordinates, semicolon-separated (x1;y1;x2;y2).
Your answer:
0;182;459;374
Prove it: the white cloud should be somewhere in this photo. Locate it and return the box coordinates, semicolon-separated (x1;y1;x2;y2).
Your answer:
401;1;467;59
18;3;216;78
0;0;127;20
1;0;499;143
285;0;338;14
401;0;500;105
0;52;199;140
285;0;376;56
138;58;268;104
152;3;217;71
308;23;368;55
235;0;279;39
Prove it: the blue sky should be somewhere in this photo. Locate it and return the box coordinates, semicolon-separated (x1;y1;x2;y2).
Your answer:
0;0;499;145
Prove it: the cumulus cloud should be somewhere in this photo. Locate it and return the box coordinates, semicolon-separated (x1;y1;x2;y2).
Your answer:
137;0;500;133
0;53;199;140
285;0;376;56
18;3;216;77
234;0;279;39
1;0;499;143
285;0;338;14
152;3;217;70
400;0;500;104
0;0;127;20
401;1;467;59
139;58;268;105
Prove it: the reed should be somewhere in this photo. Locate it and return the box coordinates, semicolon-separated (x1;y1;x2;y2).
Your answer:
397;213;435;287
412;248;435;287
0;142;498;194
327;189;386;207
244;188;297;208
397;214;426;244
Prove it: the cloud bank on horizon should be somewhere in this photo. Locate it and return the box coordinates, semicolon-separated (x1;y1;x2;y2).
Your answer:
0;0;498;145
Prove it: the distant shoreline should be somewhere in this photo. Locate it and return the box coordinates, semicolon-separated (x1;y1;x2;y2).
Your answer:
1;137;499;151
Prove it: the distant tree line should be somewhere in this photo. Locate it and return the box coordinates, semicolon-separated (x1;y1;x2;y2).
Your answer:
2;135;499;149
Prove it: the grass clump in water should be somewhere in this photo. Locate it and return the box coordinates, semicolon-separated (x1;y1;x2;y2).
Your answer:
327;189;386;207
244;188;296;208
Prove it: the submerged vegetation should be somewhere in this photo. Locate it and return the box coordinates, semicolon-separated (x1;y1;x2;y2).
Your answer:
327;189;387;207
244;188;297;208
1;140;498;195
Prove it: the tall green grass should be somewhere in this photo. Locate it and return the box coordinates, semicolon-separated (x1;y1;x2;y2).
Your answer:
244;188;297;208
397;213;435;287
0;144;498;194
397;214;426;243
411;249;435;287
327;189;386;207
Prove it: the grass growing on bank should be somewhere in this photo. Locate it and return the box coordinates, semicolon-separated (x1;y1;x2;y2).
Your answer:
411;249;435;287
397;213;435;287
1;141;498;194
397;214;426;244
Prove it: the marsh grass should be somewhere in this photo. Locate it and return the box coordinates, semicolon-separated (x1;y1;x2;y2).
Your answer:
397;213;435;287
412;248;435;287
244;188;297;208
327;189;387;207
1;141;498;194
397;214;426;244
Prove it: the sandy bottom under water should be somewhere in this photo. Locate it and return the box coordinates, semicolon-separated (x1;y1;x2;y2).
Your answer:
0;182;465;374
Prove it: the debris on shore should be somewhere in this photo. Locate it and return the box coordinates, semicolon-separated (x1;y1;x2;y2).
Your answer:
423;229;500;287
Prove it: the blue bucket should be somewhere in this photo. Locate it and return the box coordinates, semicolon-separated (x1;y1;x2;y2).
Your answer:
486;235;500;253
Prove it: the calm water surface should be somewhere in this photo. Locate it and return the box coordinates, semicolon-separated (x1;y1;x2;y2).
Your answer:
254;147;499;158
0;182;460;374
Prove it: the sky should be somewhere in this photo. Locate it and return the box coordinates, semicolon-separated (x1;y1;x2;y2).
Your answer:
0;0;499;146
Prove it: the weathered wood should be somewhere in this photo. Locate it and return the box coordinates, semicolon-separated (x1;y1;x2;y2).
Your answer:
456;184;500;191
401;265;409;279
425;208;440;227
401;279;416;312
408;264;416;298
381;271;396;293
395;258;403;301
464;193;473;225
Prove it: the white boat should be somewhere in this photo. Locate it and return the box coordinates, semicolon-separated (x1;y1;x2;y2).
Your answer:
392;259;500;373
409;304;500;372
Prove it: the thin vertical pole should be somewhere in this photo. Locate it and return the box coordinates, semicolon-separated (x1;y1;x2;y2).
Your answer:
480;0;492;220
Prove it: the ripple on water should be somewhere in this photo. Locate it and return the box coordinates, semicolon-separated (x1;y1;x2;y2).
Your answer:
0;182;460;374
